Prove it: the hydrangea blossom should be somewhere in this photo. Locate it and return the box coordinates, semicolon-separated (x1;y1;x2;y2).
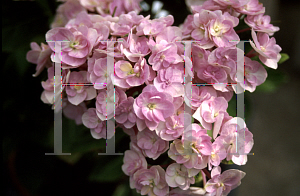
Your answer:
122;149;147;176
46;27;97;67
96;87;127;120
250;29;282;69
168;124;212;169
115;97;137;128
216;117;254;165
193;96;228;139
27;0;285;195
205;166;246;196
26;42;52;77
133;85;175;131
136;128;169;160
82;108;114;139
131;165;169;196
191;9;239;48
66;71;97;105
236;56;267;92
245;14;280;36
165;163;200;190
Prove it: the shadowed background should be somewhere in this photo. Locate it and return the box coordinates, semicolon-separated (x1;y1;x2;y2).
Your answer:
2;0;300;195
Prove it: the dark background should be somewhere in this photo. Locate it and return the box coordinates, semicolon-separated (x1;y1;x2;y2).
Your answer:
3;0;300;195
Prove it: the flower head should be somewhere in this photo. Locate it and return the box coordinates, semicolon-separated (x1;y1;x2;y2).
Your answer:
133;85;175;131
205;166;246;196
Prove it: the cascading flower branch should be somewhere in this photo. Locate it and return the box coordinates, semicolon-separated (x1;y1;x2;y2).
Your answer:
27;0;286;195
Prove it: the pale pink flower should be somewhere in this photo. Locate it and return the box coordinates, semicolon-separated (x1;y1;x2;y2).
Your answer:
108;0;127;17
131;165;169;196
218;117;254;165
213;0;249;8
192;10;239;48
137;128;169;160
236;56;267;92
133;85;175;131
155;113;187;141
235;0;265;15
156;26;182;43
191;10;216;49
110;22;131;36
245;14;280;36
168;124;212;169
169;187;206;196
82;108;114;139
114;58;150;88
216;91;233;102
123;0;142;13
66;71;97;105
191;0;227;13
180;14;194;36
51;0;87;28
46;27;96;67
250;29;282;69
207;12;239;47
136;20;166;36
92;22;110;44
208;141;227;170
165;163;200;190
196;64;229;91
79;0;107;13
185;85;217;111
181;124;213;157
65;11;93;29
192;43;210;70
115;97;137;128
122;149;147;176
205;166;246;196
153;66;184;97
193;96;228;139
41;67;69;105
118;11;145;27
87;57;112;89
26;42;52;77
122;33;150;62
148;40;183;71
96;87;127;120
156;26;184;53
207;47;238;78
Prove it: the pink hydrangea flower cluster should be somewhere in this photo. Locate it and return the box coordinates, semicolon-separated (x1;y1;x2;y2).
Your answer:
27;0;284;195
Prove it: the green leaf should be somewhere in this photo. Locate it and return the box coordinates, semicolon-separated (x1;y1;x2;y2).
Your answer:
57;152;82;165
113;184;129;196
207;129;213;138
221;159;234;165
89;156;124;182
195;172;203;183
278;53;289;64
227;96;237;117
113;183;141;196
255;67;289;93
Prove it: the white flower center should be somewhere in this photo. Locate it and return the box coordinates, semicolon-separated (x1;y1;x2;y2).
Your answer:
70;41;79;49
147;103;156;110
74;85;82;91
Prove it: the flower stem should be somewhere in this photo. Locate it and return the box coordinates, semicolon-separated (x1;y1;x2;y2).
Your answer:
246;49;257;58
202;168;211;179
236;27;251;34
201;170;207;187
